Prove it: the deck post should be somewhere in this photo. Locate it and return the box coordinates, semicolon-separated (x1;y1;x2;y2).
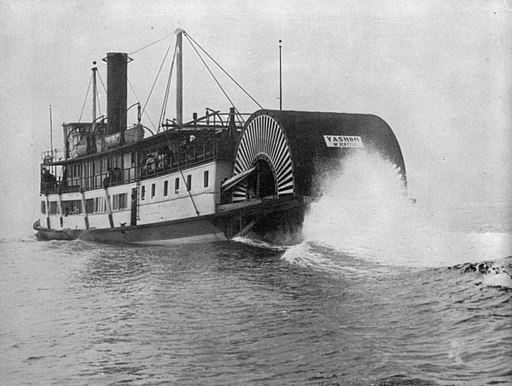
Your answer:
104;187;114;228
57;192;63;229
80;190;90;229
45;195;50;229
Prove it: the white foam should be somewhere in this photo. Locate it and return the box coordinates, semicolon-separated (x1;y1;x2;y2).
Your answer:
481;271;512;289
232;236;288;251
281;242;339;271
293;151;512;268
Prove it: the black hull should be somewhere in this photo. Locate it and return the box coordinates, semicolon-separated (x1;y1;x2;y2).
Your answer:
34;197;310;245
33;220;81;241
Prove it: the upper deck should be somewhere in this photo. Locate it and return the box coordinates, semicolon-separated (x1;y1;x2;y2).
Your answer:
40;109;246;195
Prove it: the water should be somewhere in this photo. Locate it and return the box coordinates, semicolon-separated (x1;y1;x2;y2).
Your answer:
1;152;511;385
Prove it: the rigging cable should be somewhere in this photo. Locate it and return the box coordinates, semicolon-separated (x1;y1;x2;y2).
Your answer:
158;39;178;130
95;81;102;117
96;90;102;117
126;32;176;131
178;168;200;216
184;32;263;110
97;70;107;93
128;32;175;56
78;74;93;122
95;50;160;131
96;70;107;118
157;38;200;215
128;80;158;132
140;34;200;214
141;38;174;120
158;115;201;217
183;34;242;124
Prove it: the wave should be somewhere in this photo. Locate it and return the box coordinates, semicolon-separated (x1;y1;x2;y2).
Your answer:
451;259;512;290
282;151;512;273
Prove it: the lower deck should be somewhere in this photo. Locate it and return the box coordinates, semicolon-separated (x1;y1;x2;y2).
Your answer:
36;187;310;245
39;160;232;233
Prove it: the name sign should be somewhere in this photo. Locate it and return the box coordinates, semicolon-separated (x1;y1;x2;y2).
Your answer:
323;135;364;148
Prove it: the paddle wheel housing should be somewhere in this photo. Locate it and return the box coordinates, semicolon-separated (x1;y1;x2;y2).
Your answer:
230;109;406;202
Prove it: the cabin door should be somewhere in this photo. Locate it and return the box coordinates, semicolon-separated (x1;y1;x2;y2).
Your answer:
130;188;138;226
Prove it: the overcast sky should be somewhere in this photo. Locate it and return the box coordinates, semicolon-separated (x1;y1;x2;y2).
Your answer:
0;0;510;237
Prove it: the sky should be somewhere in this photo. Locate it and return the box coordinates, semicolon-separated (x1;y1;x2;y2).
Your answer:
0;0;511;238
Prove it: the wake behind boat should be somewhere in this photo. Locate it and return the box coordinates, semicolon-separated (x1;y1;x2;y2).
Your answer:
34;29;407;245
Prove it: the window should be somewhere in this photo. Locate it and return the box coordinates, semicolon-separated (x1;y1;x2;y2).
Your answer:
120;194;127;209
94;197;107;213
151;183;156;198
49;202;58;215
204;170;209;188
164;180;168;196
85;199;94;214
141;186;146;200
112;193;127;211
61;200;82;215
187;175;192;191
41;201;46;214
175;177;179;193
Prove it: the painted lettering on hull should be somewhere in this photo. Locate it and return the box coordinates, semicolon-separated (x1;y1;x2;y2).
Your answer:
323;135;364;148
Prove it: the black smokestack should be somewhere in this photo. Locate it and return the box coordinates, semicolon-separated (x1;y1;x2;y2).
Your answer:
105;52;128;141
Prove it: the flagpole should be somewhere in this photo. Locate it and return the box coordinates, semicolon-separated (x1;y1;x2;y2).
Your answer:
279;39;282;110
49;104;53;159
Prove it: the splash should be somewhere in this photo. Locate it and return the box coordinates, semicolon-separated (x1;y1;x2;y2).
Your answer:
285;151;511;269
481;270;512;289
454;260;512;289
232;236;288;251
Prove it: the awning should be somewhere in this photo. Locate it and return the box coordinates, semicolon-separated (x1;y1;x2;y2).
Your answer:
221;166;257;191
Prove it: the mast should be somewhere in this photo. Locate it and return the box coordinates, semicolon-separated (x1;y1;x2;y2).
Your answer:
176;28;184;126
92;61;98;121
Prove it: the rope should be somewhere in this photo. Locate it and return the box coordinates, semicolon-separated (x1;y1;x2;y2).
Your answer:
97;71;107;93
78;73;93;122
128;80;158;132
184;34;240;120
158;40;178;129
184;32;263;110
94;70;108;118
96;87;102;116
141;39;174;120
158;115;201;216
128;32;175;56
179;168;200;216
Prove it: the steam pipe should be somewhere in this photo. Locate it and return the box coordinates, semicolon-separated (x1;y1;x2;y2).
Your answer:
103;52;130;144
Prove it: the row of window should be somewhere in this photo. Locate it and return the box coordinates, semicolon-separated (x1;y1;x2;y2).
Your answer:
41;169;211;214
141;171;209;201
69;155;124;180
41;193;127;215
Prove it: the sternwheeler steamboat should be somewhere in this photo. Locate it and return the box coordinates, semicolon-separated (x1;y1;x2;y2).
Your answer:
34;30;407;245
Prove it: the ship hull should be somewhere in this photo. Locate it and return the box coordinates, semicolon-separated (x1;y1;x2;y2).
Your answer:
33;197;310;245
33;220;82;241
34;216;226;245
79;215;227;245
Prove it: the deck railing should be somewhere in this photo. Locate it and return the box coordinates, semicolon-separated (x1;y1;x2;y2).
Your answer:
41;149;66;164
40;141;233;194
